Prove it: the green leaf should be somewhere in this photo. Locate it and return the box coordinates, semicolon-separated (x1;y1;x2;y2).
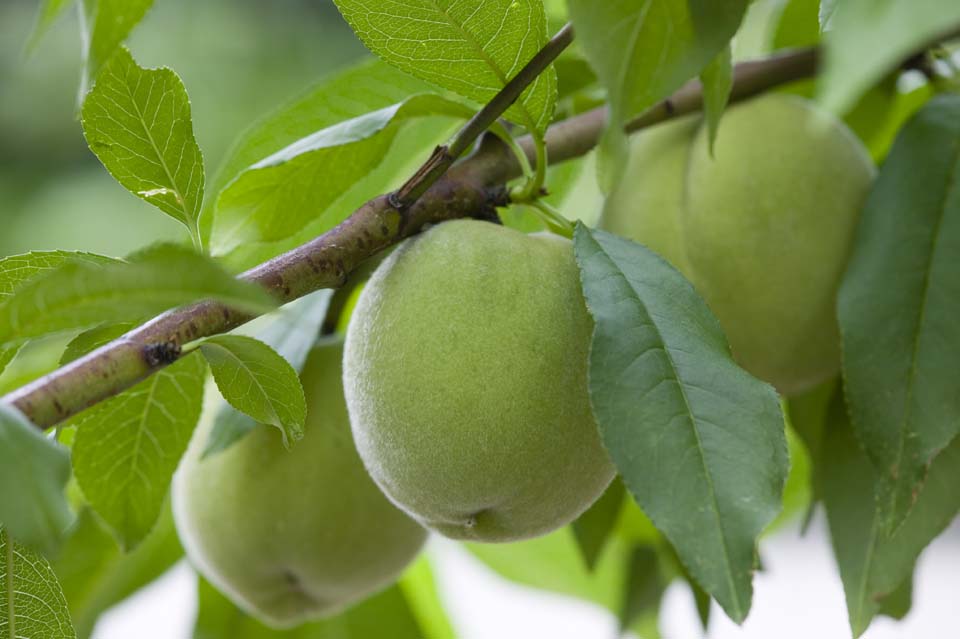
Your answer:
202;291;333;457
878;575;913;622
771;0;821;51
785;378;837;530
618;545;664;633
212;95;472;256
333;0;556;134
60;323;138;366
838;94;960;532
206;59;457;268
573;225;787;623
0;244;275;347
52;505;183;639
572;479;625;571
468;523;637;614
0;344;22;379
25;0;74;52
822;394;960;637
0;252;84;376
699;45;733;155
819;0;839;30
0;251;117;299
204;60;434;240
0;527;76;639
567;0;747;188
397;557;456;639
0;405;72;555
82;46;204;241
818;0;960;114
71;354;206;550
79;0;154;94
199;335;307;447
194;577;425;639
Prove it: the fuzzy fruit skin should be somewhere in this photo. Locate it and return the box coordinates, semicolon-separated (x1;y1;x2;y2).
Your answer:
599;115;700;277
344;220;615;543
602;96;874;395
172;340;426;629
684;95;875;394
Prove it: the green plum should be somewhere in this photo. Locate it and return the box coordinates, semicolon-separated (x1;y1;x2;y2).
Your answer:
683;95;875;394
172;339;426;629
343;220;615;543
599;115;700;276
602;95;874;395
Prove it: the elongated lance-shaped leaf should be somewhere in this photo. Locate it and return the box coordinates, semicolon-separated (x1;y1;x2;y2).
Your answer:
574;225;787;623
71;354;206;550
202;290;333;458
332;0;557;134
212;94;472;255
82;46;204;241
838;94;960;532
566;0;747;189
199;335;307;448
79;0;154;94
818;0;960;115
822;391;960;637
203;59;435;244
0;243;274;347
0;528;76;639
0;406;73;555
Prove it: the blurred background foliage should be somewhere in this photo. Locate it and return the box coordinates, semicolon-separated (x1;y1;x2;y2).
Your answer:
0;0;366;257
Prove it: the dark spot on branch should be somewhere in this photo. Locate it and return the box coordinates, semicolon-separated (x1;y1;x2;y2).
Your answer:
144;341;181;367
663;99;676;116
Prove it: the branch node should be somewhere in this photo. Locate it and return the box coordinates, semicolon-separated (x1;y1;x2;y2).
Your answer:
143;341;181;368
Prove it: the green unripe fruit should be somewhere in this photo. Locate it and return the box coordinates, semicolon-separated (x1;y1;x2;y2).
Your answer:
600;115;699;276
684;96;874;394
172;340;426;629
601;96;874;395
343;220;615;543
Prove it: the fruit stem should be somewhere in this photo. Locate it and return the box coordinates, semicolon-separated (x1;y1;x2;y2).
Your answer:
528;200;574;239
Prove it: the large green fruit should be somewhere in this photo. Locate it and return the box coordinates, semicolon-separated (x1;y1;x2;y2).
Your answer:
172;339;426;629
602;95;874;394
343;220;615;543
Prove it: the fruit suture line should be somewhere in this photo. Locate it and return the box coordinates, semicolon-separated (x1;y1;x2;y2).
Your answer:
0;40;862;430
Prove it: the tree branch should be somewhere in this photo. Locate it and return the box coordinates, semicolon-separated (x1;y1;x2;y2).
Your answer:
4;45;821;430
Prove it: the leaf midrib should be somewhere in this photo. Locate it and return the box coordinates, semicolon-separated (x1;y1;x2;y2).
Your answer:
120;66;194;226
588;234;744;619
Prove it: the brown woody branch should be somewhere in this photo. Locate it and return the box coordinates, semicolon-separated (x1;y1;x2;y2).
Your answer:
3;45;820;430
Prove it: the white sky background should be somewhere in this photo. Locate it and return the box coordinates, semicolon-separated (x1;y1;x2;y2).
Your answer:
94;515;959;639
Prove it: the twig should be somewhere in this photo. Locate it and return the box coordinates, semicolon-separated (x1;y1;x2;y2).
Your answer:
392;23;575;208
2;45;827;429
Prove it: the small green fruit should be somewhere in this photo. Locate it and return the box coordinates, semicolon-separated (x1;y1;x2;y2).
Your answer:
602;96;874;394
172;339;426;629
343;220;615;543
